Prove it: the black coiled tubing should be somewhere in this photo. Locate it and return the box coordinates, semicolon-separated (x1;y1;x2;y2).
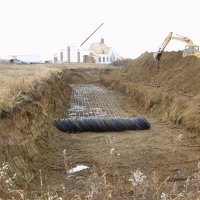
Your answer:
53;116;151;133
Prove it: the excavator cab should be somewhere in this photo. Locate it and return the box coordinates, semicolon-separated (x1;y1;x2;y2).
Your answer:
184;45;199;56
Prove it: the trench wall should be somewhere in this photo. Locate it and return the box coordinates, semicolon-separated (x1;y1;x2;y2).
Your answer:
0;71;70;182
0;69;103;184
101;52;200;135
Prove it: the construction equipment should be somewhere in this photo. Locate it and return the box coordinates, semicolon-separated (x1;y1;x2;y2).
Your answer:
154;32;200;68
80;23;104;46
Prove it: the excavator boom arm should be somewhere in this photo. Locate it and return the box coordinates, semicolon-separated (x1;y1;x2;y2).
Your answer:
153;32;200;69
153;32;172;64
171;35;194;46
154;32;198;64
159;32;173;53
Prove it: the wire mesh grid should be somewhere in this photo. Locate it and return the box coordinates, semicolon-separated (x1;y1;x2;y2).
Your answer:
68;84;126;119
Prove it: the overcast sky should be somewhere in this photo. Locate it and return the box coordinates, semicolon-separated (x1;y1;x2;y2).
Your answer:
0;0;199;60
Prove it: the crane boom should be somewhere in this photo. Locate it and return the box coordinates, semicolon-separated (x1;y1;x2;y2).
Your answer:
80;23;104;46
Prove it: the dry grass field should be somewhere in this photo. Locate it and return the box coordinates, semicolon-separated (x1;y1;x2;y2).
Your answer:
0;64;60;113
0;63;108;114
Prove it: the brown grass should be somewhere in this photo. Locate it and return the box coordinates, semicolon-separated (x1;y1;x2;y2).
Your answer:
0;64;61;113
0;63;108;114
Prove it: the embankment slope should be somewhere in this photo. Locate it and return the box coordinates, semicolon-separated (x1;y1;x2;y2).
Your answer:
102;51;200;134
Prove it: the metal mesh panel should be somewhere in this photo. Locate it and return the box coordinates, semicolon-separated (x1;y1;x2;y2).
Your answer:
68;84;126;119
53;84;151;133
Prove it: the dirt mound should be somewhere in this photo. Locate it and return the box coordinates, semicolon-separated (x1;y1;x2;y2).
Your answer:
123;51;200;94
101;51;200;134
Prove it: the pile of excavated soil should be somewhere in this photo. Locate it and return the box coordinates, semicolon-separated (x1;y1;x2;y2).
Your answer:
124;51;200;95
101;51;200;134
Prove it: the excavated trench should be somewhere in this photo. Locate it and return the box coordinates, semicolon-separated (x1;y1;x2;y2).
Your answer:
1;68;200;199
0;68;114;197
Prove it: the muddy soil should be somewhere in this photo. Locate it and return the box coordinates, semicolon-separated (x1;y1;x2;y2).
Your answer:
0;68;200;199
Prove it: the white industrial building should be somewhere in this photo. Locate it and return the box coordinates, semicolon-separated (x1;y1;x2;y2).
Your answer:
0;55;42;64
10;55;42;64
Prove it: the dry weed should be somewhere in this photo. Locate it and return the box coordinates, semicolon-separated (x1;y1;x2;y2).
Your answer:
1;155;200;199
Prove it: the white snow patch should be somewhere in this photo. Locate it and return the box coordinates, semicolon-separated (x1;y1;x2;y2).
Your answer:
67;165;89;174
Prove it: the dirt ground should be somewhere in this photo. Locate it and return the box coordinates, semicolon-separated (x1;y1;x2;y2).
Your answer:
29;83;200;199
1;51;200;199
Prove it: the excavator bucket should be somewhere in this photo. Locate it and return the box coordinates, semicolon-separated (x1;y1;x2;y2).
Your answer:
153;52;161;60
153;51;162;69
